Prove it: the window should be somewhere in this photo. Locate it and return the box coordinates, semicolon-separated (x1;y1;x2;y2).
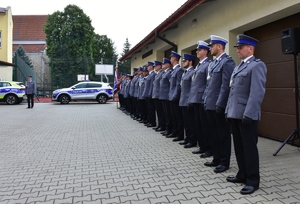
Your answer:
0;31;2;48
87;83;102;88
0;82;11;87
142;49;153;59
74;83;87;89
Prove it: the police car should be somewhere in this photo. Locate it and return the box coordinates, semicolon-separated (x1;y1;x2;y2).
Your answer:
0;81;26;105
52;81;113;104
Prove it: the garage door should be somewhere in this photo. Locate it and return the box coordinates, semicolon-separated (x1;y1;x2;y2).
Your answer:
245;12;300;143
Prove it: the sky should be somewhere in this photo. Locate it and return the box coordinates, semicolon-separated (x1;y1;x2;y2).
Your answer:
1;0;188;56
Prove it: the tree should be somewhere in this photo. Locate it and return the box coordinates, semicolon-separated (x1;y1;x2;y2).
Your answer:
119;38;131;74
44;4;95;87
15;45;33;68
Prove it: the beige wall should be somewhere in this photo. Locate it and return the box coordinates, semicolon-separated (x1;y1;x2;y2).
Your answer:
130;0;300;68
0;6;13;81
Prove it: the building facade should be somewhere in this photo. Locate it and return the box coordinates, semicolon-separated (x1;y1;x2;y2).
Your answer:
0;6;13;80
120;0;300;142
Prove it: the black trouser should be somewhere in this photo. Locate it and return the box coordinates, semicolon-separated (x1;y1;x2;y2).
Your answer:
146;97;156;125
154;98;165;129
206;110;231;167
130;96;137;115
181;106;196;144
170;100;184;138
125;97;131;113
119;93;124;108
139;99;147;121
27;94;34;108
193;103;203;148
199;103;212;153
230;119;260;188
161;99;172;132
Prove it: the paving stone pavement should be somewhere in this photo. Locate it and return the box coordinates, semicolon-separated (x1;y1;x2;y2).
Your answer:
0;102;300;204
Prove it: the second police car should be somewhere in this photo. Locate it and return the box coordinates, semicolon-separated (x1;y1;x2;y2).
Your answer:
52;81;113;104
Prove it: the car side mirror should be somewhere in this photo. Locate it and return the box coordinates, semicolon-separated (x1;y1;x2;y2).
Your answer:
71;86;76;89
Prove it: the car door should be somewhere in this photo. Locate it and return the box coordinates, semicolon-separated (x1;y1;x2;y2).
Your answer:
86;83;102;99
72;83;87;100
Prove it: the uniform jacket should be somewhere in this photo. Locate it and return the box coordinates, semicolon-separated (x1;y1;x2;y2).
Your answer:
124;80;131;98
133;75;141;98
138;76;146;100
179;67;195;107
129;75;138;97
152;70;164;99
203;53;235;110
225;56;267;120
25;81;36;94
159;68;172;100
188;58;210;104
119;79;125;95
142;71;156;98
169;64;184;101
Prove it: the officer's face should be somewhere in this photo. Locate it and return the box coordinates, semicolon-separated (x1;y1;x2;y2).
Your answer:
196;48;207;59
182;59;189;68
154;65;161;71
209;44;218;56
236;45;252;60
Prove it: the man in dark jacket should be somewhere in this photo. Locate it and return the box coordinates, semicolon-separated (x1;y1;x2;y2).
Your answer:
25;75;36;109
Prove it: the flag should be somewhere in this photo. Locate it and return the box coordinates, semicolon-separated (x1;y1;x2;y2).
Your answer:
113;66;120;95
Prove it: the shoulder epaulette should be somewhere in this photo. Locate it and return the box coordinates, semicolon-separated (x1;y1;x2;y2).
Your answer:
254;58;261;62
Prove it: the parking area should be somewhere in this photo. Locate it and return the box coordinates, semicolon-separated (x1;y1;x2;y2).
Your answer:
0;102;300;204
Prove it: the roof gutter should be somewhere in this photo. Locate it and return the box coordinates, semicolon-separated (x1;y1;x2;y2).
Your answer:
119;0;206;62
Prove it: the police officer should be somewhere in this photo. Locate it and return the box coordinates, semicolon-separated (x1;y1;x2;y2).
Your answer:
203;35;235;173
169;51;185;141
123;74;133;114
152;61;166;132
159;58;173;136
179;54;196;148
225;34;267;195
138;67;148;124
143;62;157;127
129;68;139;118
187;41;212;156
134;67;144;121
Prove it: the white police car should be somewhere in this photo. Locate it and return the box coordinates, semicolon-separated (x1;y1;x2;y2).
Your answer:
52;81;113;104
0;81;26;105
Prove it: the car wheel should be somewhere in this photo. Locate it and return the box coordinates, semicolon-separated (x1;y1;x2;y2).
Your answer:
97;94;108;104
5;94;18;105
59;95;70;104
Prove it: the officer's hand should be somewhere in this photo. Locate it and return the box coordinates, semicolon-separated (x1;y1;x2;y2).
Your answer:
216;106;225;114
242;116;252;125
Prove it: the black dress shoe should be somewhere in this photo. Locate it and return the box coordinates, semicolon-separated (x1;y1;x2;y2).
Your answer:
184;143;197;148
192;149;205;154
179;141;188;145
161;130;168;135
152;127;160;130
200;152;212;158
147;124;156;128
214;165;229;173
204;161;219;167
226;176;245;183
172;137;184;142
240;185;258;195
155;128;166;132
166;134;177;138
